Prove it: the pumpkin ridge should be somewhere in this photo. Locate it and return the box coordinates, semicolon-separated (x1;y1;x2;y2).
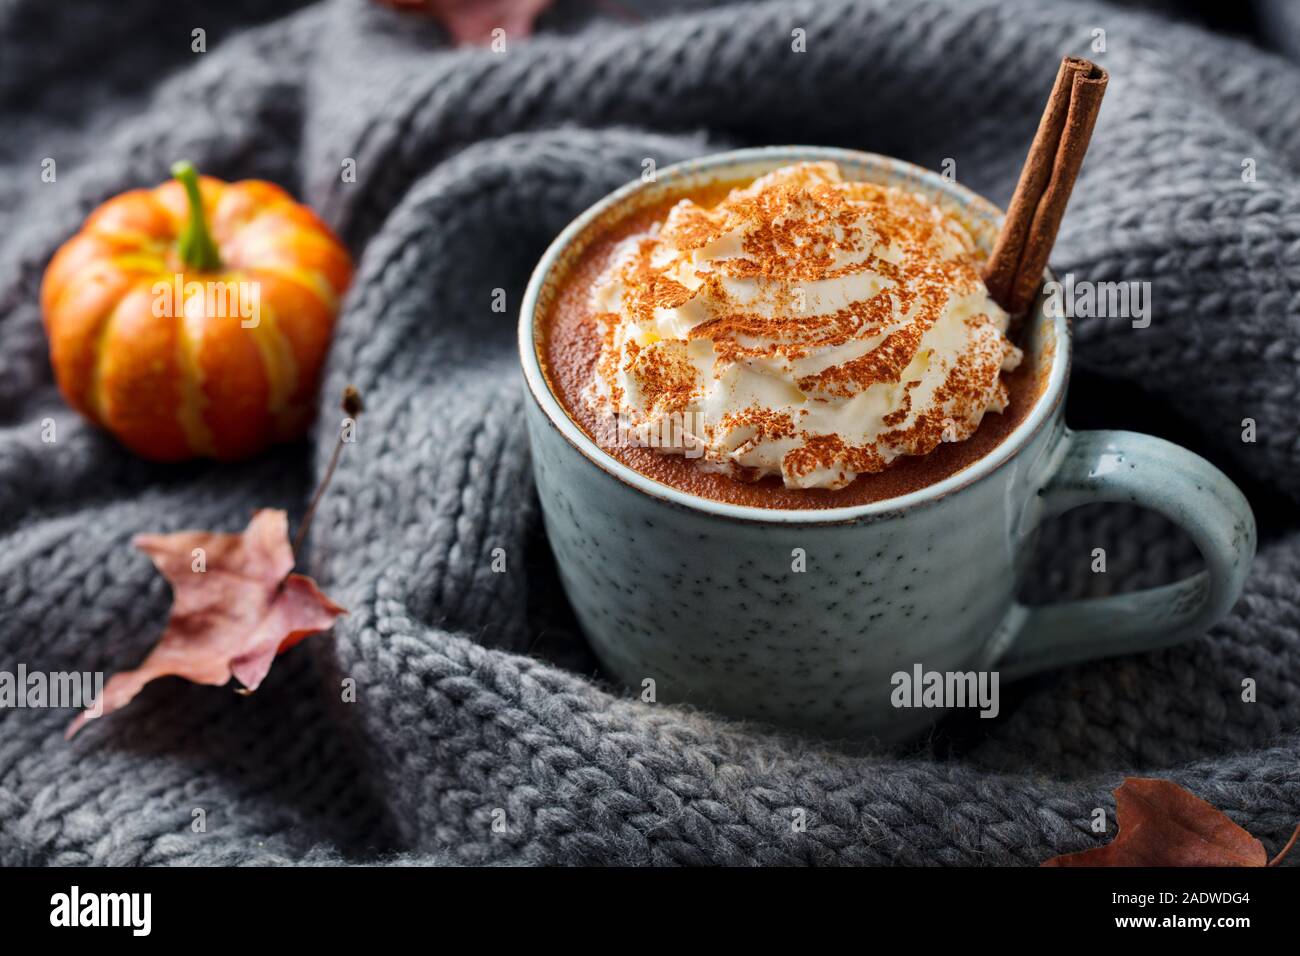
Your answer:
238;224;347;278
239;284;299;432
49;258;138;317
175;292;216;456
87;295;123;426
87;275;160;425
244;262;339;313
45;263;142;418
110;252;169;277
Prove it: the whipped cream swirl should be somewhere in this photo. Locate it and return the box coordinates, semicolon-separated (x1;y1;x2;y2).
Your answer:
584;162;1022;489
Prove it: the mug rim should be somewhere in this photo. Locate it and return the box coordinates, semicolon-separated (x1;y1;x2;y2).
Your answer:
518;145;1070;525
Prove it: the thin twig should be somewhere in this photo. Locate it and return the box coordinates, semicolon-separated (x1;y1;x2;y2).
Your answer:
1267;822;1300;866
292;434;346;559
276;386;363;593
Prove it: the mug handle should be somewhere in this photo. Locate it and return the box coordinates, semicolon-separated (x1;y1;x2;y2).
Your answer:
995;429;1256;681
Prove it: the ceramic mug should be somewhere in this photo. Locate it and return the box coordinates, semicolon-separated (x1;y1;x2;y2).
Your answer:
518;146;1256;743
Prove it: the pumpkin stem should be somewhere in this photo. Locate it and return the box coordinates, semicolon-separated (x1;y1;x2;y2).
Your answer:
171;160;222;271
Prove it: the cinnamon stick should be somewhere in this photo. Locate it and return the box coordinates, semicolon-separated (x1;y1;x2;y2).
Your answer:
983;56;1108;315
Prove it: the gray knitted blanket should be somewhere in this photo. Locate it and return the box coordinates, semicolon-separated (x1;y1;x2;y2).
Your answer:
3;0;1299;866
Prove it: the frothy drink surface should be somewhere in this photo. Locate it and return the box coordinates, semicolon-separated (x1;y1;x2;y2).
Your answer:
538;168;1042;510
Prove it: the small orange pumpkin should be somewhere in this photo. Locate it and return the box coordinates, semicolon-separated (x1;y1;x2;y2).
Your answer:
41;162;352;461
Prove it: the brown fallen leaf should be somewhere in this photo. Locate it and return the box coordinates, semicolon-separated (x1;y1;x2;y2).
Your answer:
374;0;556;45
1043;777;1300;867
67;509;345;737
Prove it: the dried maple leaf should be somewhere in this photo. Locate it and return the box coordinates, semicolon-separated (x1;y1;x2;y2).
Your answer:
374;0;555;45
1043;777;1300;867
67;509;345;738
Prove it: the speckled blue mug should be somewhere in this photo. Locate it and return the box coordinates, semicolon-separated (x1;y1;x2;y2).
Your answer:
519;147;1256;743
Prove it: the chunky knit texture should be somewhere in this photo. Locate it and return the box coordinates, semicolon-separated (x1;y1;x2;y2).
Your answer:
2;0;1300;866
